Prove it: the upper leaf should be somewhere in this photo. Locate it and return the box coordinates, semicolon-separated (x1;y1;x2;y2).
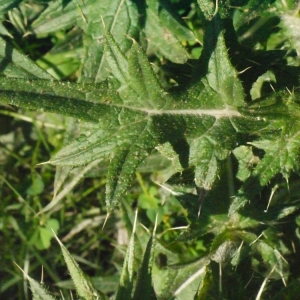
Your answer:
0;37;52;79
52;16;245;209
0;11;247;212
144;0;195;63
31;0;94;35
166;14;245;189
0;0;21;16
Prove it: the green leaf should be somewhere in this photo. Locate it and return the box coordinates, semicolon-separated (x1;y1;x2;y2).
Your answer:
30;280;56;300
33;0;140;82
280;13;300;56
26;173;44;196
0;0;22;15
80;0;140;83
30;219;60;250
4;1;300;299
183;14;245;190
115;211;137;300
233;0;279;29
103;27;130;85
197;0;216;21
0;77;111;122
170;257;210;299
0;12;246;212
106;141;155;211
115;232;135;299
0;37;52;79
230;91;300;214
132;233;157;300
55;234;106;300
31;0;90;35
144;0;195;63
194;265;216;300
120;199;148;258
233;146;260;182
15;265;56;300
253;240;289;279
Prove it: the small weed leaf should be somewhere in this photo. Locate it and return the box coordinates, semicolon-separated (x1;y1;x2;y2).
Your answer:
30;219;59;250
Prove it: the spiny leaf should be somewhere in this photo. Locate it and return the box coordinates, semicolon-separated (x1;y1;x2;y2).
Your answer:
128;41;170;107
32;0;139;82
104;29;171;108
31;0;96;35
54;233;106;300
106;135;156;211
144;0;195;63
254;240;289;278
0;77;113;123
115;210;138;300
29;279;56;300
171;257;210;298
80;0;140;82
100;30;174;211
132;232;157;300
180;14;245;190
14;264;56;300
229;91;300;214
0;37;52;79
194;265;215;300
0;13;247;212
197;17;245;108
103;27;130;85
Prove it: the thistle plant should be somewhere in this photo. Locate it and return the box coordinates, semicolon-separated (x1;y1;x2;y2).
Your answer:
1;0;300;299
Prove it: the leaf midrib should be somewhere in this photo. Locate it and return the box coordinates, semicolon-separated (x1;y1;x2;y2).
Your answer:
110;103;242;118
